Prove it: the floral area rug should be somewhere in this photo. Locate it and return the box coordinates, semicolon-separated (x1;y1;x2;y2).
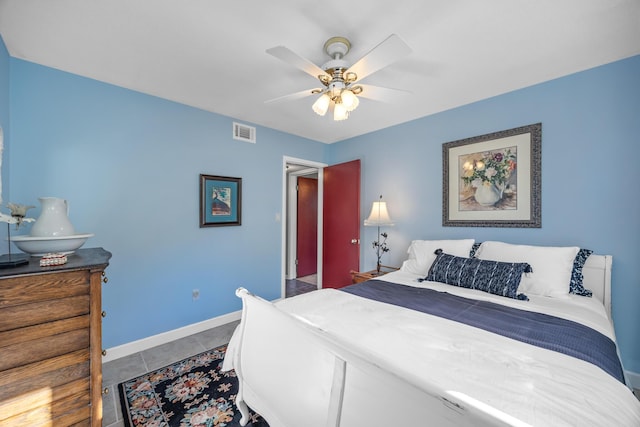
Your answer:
118;345;269;426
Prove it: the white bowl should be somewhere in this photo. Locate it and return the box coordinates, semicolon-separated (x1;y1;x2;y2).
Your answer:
10;233;94;256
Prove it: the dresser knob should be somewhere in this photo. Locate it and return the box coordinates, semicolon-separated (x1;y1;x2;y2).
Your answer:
103;387;109;395
102;272;109;284
101;311;107;318
102;349;107;356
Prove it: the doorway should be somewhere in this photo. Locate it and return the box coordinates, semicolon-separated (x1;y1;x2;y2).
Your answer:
296;176;318;279
282;157;326;298
281;156;361;298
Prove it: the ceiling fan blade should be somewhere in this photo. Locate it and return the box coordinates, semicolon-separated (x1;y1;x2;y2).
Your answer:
355;84;411;102
346;34;412;82
265;88;321;104
266;46;330;80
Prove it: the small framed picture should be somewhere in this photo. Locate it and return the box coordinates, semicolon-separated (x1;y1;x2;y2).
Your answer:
199;174;242;227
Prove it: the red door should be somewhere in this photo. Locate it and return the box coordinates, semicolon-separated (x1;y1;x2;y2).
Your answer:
296;176;318;277
322;159;361;288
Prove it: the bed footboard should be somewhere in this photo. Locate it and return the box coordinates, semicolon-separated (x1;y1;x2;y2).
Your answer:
230;288;514;427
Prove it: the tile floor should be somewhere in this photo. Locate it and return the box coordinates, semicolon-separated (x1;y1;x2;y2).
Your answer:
285;276;317;297
101;278;316;426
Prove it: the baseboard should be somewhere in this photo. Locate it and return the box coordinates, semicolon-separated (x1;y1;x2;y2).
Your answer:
626;370;640;389
102;310;242;363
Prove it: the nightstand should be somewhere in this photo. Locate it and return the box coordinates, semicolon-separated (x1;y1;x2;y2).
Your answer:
350;265;399;284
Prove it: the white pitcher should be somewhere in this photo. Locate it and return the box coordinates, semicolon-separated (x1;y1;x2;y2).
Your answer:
30;197;76;237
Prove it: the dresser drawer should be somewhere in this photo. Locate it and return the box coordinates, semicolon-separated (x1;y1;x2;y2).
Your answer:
0;295;90;332
0;351;91;424
0;270;90;310
2;392;91;426
0;322;90;371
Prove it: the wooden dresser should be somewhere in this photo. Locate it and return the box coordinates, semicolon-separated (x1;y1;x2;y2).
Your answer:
0;248;111;426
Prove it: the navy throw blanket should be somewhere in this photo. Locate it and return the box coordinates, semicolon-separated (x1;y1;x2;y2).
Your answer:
341;280;625;383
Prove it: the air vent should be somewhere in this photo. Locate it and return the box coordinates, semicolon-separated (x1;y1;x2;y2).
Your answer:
233;122;256;143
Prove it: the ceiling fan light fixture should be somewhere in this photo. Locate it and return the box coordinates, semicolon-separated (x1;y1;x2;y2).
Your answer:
267;34;411;122
341;89;359;112
344;71;358;83
350;85;363;95
333;101;349;121
329;80;345;98
312;93;331;116
318;74;331;86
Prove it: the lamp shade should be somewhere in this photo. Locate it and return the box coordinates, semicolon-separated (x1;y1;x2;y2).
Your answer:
364;201;394;226
312;93;331;116
333;102;349;121
341;89;359;111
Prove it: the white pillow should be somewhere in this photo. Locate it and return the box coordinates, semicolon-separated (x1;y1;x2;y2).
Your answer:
475;241;579;298
401;239;475;276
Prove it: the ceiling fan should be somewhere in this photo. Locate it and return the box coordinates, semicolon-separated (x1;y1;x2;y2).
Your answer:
265;34;412;121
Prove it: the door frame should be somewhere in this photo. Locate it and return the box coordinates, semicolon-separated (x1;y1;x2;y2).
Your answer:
288;171;318;280
282;156;328;298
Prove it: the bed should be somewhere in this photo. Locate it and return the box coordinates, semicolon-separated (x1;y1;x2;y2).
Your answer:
222;240;640;426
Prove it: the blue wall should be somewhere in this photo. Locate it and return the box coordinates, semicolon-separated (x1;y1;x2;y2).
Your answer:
334;55;640;373
3;29;639;373
8;58;327;349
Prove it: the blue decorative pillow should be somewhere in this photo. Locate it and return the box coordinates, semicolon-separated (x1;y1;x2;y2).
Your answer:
469;242;481;258
570;248;593;296
426;249;530;300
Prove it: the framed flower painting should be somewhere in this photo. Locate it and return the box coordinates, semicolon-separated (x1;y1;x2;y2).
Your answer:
442;123;541;228
199;174;242;227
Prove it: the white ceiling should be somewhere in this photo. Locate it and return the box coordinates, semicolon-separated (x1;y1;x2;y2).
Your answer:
0;1;639;144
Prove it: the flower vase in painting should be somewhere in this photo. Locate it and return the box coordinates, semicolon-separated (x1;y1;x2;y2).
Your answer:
473;183;503;206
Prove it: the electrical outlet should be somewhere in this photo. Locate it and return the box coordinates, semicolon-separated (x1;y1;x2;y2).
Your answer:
192;289;200;301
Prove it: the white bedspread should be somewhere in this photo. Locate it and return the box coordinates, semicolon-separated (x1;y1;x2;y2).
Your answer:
226;271;640;426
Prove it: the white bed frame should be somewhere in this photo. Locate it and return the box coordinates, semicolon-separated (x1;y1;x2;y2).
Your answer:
230;254;613;427
581;254;613;320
